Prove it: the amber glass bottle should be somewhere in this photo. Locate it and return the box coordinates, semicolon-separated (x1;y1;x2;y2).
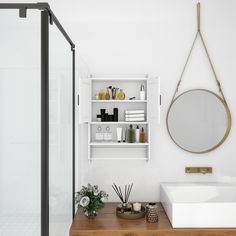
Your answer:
140;127;145;143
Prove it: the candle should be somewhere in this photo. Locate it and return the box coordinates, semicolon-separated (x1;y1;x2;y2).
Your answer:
133;202;141;212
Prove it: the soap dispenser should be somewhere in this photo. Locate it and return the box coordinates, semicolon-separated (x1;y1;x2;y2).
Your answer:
127;124;135;143
135;125;140;143
140;127;145;143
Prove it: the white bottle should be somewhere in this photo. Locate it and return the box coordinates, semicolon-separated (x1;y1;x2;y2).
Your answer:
140;84;145;100
135;125;140;143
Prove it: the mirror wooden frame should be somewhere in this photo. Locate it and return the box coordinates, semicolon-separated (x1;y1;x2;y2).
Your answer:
166;89;231;154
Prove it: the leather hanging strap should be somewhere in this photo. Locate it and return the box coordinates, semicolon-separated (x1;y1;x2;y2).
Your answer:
171;3;227;105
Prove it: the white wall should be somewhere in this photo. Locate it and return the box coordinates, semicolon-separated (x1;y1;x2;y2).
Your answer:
7;0;236;202
73;0;236;202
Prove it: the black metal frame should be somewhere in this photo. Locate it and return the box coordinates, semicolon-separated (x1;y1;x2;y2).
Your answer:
0;3;75;236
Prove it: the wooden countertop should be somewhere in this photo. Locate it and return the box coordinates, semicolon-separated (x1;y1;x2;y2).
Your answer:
70;203;236;236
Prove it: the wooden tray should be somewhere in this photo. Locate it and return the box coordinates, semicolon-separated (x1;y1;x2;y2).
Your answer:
116;205;145;220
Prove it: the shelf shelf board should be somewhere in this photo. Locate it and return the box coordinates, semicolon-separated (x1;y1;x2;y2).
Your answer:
90;157;148;161
91;100;147;103
89;121;148;125
89;142;149;147
90;78;148;81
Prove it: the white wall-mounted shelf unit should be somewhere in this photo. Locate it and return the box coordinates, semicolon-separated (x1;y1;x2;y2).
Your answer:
79;74;160;162
89;122;149;125
91;100;147;103
89;142;149;146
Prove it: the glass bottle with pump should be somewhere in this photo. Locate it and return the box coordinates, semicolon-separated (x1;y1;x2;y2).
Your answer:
140;127;145;143
127;124;135;143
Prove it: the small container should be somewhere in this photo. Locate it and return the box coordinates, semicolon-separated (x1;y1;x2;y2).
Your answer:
96;115;101;122
105;113;109;121
140;84;145;100
104;126;112;141
99;90;106;100
135;125;140;143
95;126;103;141
108;115;113;122
127;125;135;143
146;203;158;223
140;127;145;143
116;89;125;100
105;87;110;100
100;109;106;122
122;128;126;142
113;108;118;122
133;202;141;212
95;94;99;100
116;127;122;143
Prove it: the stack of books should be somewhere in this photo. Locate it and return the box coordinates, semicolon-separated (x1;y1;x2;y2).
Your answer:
125;110;145;122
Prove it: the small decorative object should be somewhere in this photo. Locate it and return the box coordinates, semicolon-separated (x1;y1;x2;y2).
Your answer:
96;115;101;122
113;108;118;121
105;87;110;100
112;183;133;208
127;125;135;143
108;86;112;99
95;126;103;141
140;127;145;143
116;205;145;220
122;128;126;142
112;87;119;99
103;126;112;141
140;84;145;100
116;127;122;143
116;89;126;100
98;90;106;100
75;184;108;218
135;125;140;143
98;108;117;122
95;94;99;100
112;183;145;220
133;202;142;212
146;202;158;223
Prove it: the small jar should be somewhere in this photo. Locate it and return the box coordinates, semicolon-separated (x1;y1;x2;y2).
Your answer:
146;203;158;223
95;126;103;141
103;126;112;141
95;94;99;100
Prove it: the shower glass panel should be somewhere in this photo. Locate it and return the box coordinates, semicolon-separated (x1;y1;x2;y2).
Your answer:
49;20;73;236
0;9;41;236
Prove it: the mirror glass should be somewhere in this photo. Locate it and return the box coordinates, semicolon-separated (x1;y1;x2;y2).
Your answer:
167;89;231;153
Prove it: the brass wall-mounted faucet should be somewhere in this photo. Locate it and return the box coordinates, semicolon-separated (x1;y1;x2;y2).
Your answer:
185;167;212;174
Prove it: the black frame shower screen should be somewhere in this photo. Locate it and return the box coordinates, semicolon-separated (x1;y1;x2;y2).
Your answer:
0;3;75;236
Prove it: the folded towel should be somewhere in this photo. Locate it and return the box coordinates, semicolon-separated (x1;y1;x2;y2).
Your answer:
125;110;145;115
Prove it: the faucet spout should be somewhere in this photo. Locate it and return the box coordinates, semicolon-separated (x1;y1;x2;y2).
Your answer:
185;167;212;174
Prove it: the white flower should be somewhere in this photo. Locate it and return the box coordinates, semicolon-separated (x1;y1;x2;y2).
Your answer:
94;189;100;196
80;196;90;207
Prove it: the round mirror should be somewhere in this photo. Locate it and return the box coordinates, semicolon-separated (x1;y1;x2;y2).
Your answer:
166;89;231;153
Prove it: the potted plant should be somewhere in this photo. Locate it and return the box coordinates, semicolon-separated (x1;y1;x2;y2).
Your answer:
75;184;108;218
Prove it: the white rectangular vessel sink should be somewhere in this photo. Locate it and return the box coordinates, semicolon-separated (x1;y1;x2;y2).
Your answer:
160;182;236;228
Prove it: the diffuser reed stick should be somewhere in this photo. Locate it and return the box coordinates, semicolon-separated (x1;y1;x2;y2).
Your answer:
112;183;133;206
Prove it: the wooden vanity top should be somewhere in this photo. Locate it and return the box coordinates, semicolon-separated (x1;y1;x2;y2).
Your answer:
70;203;236;236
